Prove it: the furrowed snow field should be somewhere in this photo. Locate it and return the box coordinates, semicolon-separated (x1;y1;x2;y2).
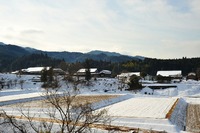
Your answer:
99;97;177;118
1;73;200;132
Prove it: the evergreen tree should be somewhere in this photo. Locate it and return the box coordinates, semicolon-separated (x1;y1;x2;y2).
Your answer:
48;67;54;83
41;67;48;83
84;59;91;81
128;75;142;90
85;69;91;81
197;68;200;80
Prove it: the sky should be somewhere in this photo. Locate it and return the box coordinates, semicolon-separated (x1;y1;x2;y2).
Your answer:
0;0;200;59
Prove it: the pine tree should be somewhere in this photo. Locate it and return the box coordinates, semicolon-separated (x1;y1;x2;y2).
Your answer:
41;67;48;83
84;59;91;81
128;75;142;90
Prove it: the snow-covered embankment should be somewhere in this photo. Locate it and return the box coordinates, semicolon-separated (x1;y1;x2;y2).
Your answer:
169;98;187;131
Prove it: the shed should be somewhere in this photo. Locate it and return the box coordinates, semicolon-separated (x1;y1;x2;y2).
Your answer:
117;72;140;83
99;70;111;77
76;68;98;76
187;72;197;80
20;67;50;74
156;70;182;83
156;70;182;78
141;87;154;95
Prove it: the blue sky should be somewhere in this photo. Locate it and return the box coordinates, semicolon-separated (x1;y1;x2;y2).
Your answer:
0;0;200;59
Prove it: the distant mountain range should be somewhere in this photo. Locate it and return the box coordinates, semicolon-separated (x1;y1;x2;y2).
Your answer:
0;42;145;63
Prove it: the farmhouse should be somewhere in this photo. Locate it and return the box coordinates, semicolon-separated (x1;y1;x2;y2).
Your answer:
76;68;98;76
13;67;66;75
53;68;67;75
141;86;154;95
156;70;182;83
22;67;50;74
157;70;182;78
187;72;197;80
99;70;112;77
117;72;140;83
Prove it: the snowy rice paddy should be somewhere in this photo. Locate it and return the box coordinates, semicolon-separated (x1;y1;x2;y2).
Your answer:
99;97;177;119
1;73;200;132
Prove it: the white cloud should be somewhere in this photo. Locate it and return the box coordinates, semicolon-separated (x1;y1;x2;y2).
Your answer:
0;0;199;58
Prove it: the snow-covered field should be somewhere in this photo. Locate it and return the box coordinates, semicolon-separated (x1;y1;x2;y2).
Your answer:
1;73;200;132
99;97;177;118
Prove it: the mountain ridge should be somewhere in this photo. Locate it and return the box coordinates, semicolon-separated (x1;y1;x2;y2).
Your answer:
0;42;143;63
87;50;122;57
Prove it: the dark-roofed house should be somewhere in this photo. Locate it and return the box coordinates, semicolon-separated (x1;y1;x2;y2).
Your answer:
187;72;197;80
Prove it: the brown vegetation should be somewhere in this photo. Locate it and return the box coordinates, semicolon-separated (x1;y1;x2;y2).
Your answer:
5;95;119;108
186;104;200;132
165;98;179;119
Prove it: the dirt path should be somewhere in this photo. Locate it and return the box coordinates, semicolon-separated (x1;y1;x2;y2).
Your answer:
186;104;200;132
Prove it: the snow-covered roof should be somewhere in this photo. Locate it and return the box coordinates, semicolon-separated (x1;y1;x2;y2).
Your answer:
77;68;98;73
156;70;182;77
53;68;64;72
99;70;111;75
23;67;50;73
188;72;196;76
141;87;154;94
117;72;140;77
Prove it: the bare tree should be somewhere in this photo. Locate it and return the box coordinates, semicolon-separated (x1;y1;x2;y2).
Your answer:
14;79;18;87
19;80;25;90
0;89;110;133
41;89;110;132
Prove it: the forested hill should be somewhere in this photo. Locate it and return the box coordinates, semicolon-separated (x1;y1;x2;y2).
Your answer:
74;58;200;76
0;53;63;72
10;53;63;72
140;58;200;76
0;42;200;75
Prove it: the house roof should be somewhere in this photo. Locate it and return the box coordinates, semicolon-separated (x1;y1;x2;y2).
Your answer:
23;67;50;73
117;72;140;77
77;68;98;73
99;70;111;75
141;86;153;94
156;70;182;77
188;72;196;76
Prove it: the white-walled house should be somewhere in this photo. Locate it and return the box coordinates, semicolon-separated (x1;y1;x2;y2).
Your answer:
117;72;140;83
141;87;154;95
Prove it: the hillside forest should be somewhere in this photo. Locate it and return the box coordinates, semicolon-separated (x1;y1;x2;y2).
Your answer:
1;52;200;77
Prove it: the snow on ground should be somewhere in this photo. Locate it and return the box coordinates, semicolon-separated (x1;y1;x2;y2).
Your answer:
170;98;187;131
184;97;200;104
1;73;200;132
98;97;177;118
110;117;179;132
152;81;200;97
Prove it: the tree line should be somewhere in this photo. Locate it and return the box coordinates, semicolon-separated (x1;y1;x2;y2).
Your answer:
0;53;63;72
59;57;200;77
1;53;200;78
